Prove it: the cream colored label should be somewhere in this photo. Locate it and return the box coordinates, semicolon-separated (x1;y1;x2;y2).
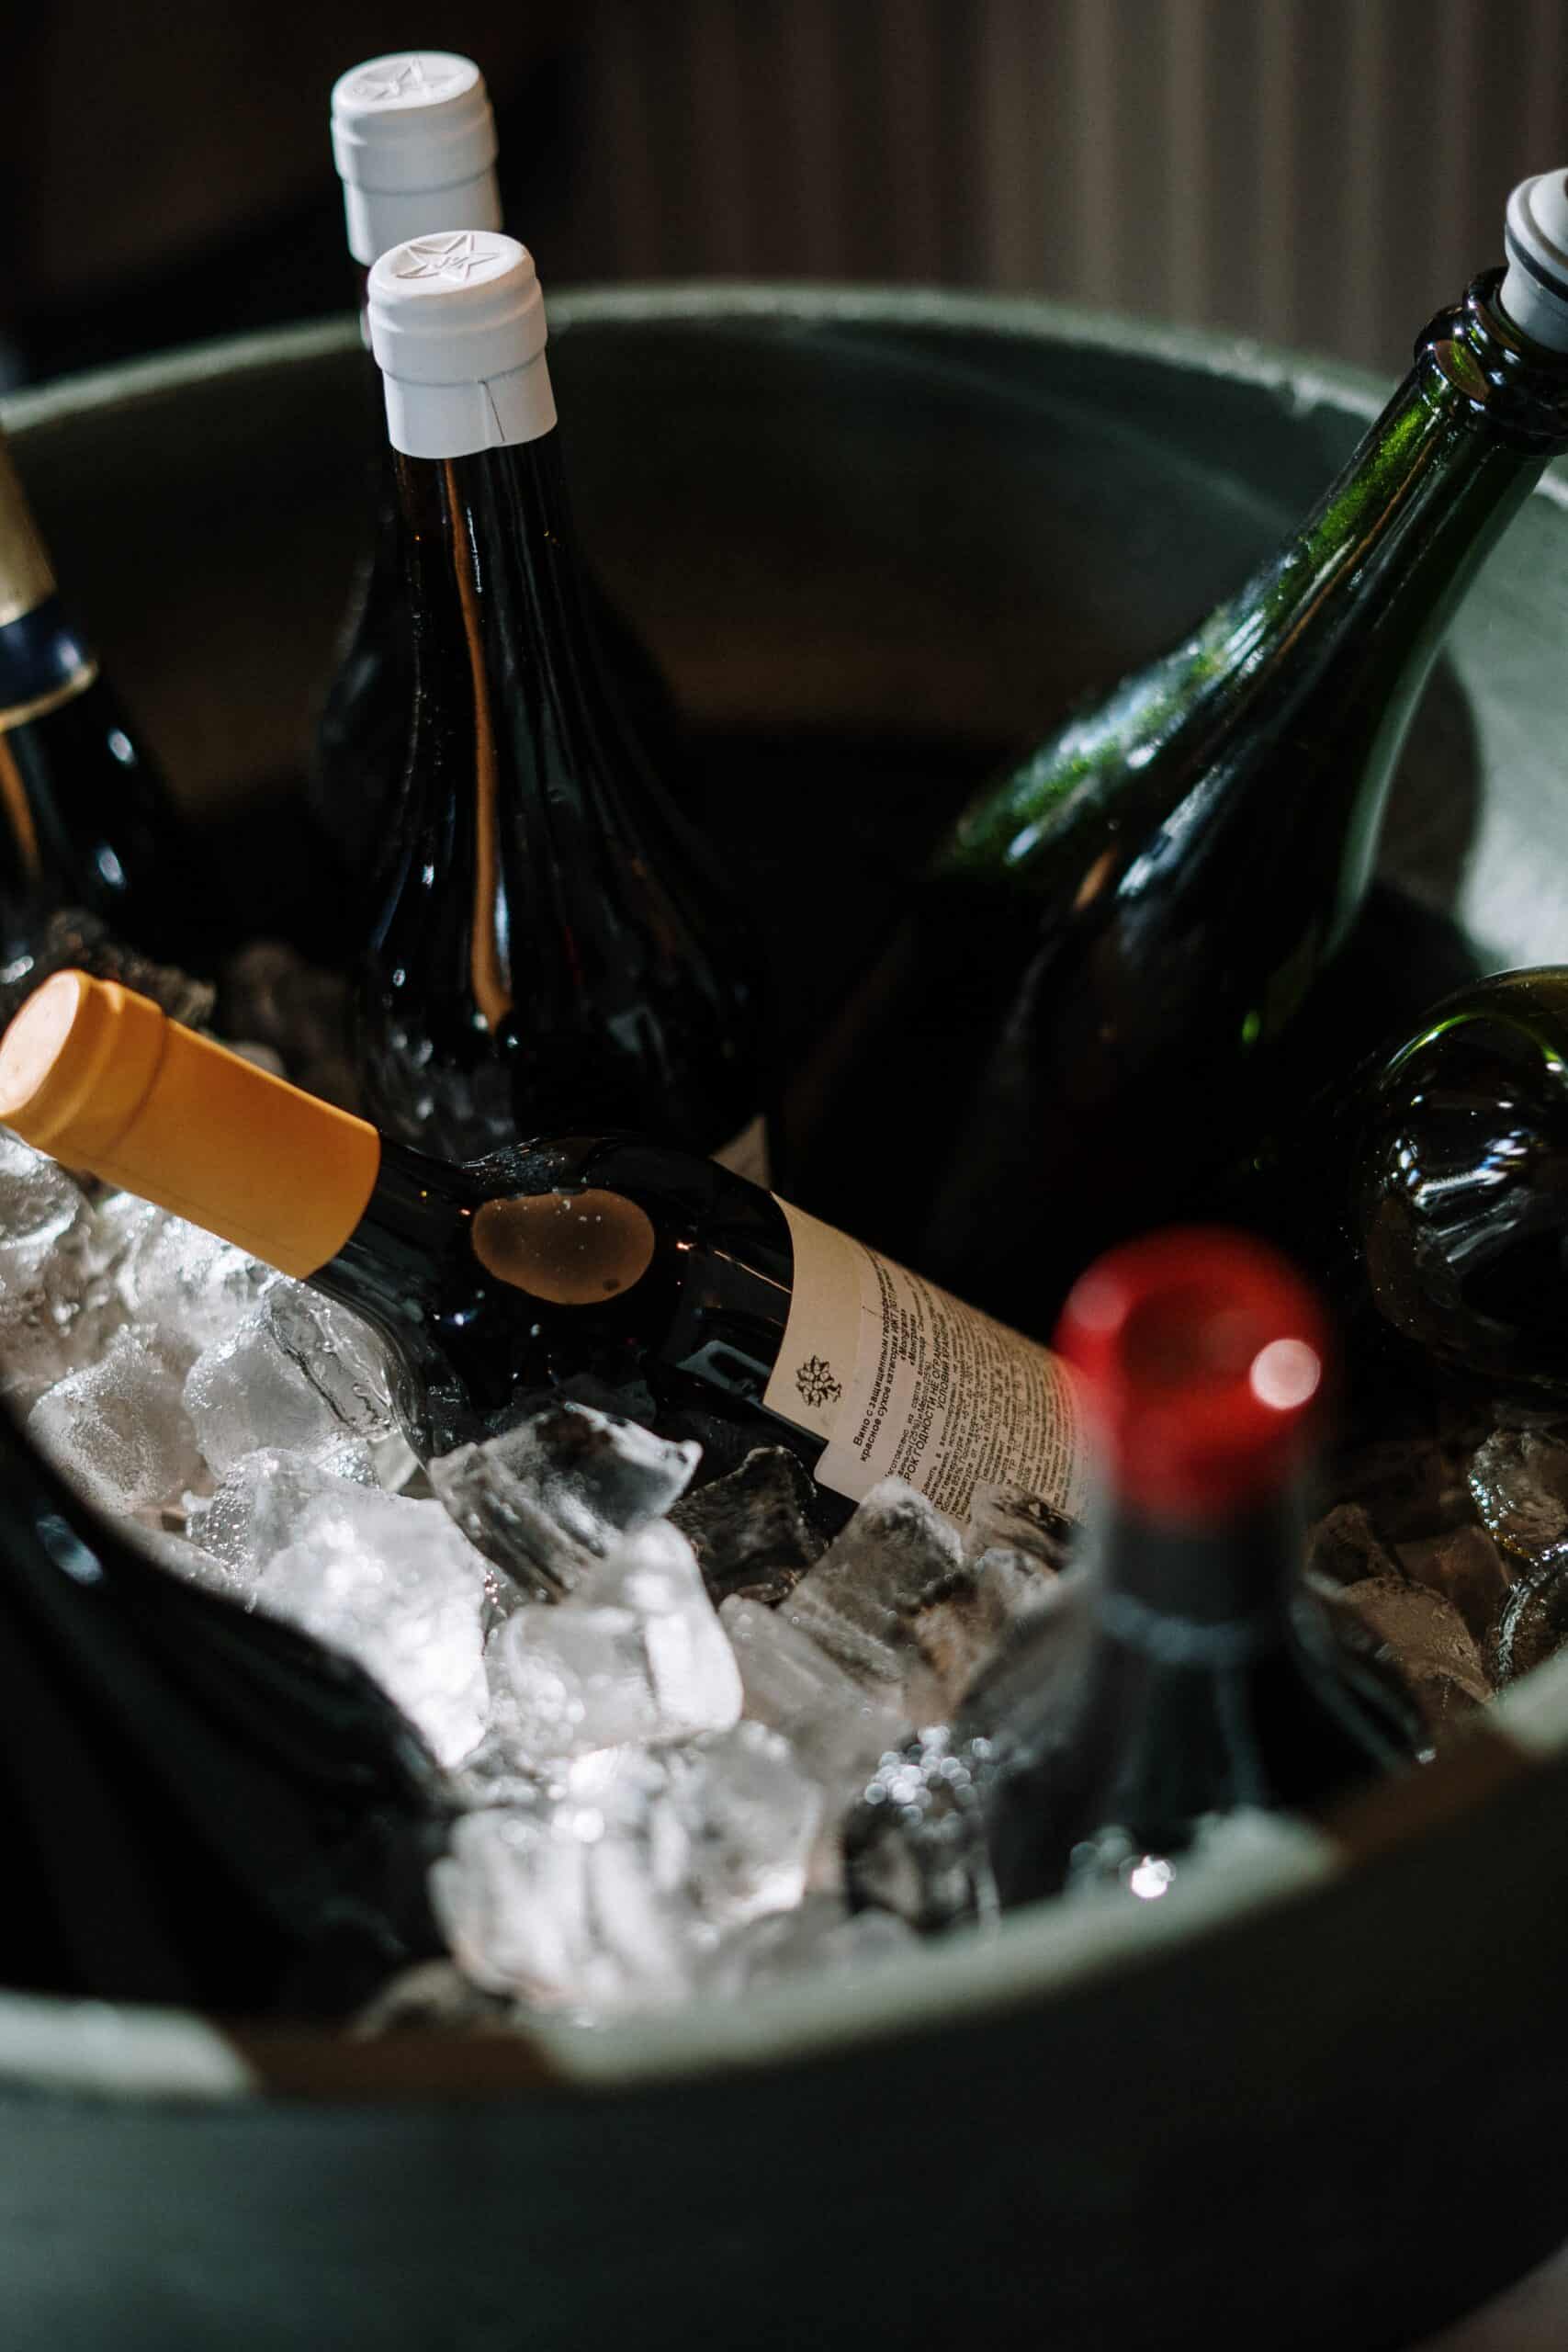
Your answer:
764;1196;1089;1524
712;1112;771;1187
0;438;56;629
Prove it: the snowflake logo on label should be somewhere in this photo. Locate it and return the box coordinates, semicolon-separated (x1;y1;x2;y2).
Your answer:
348;56;467;105
391;232;502;286
795;1356;842;1412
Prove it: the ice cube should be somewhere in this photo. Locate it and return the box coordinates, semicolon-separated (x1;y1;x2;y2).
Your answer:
1468;1429;1568;1571
184;1308;355;1476
110;1203;274;1363
28;1323;203;1514
783;1476;964;1698
0;1129;92;1253
665;1724;822;1926
0;1260;118;1413
909;1544;1058;1706
718;1596;907;1808
0;1134;117;1406
1329;1576;1492;1732
703;1893;919;1999
668;1446;829;1605
183;1443;378;1581
265;1285;396;1438
430;1802;694;2011
722;1592;877;1727
963;1481;1077;1573
430;1442;595;1605
444;1722;551;1817
431;1402;700;1603
133;1521;255;1604
495;1521;741;1760
265;1283;416;1490
1306;1500;1404;1589
258;1487;491;1766
1493;1571;1568;1686
1395;1524;1513;1648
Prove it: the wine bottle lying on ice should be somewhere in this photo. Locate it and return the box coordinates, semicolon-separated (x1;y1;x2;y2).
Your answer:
0;971;1088;1532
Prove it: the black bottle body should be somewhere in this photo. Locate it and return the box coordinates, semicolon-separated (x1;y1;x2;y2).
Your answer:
319;1132;809;1482
843;1227;1423;1931
0;1398;445;2016
312;1121;1086;1532
846;1490;1420;1931
0;592;216;974
357;438;762;1165
316;462;687;896
979;1498;1416;1905
1322;969;1568;1396
312;282;686;913
787;277;1568;1333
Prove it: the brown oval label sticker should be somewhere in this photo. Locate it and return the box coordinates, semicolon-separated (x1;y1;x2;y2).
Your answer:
470;1188;656;1306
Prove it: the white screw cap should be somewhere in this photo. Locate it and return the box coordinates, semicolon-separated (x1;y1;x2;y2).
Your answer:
1502;169;1568;354
367;231;558;459
331;52;502;266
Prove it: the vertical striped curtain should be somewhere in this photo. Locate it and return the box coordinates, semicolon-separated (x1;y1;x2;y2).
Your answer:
574;0;1568;374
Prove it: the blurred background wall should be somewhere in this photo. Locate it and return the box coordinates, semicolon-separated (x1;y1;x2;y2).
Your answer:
5;0;1568;389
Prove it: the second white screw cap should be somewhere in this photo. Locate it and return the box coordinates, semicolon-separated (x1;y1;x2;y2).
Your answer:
331;52;502;266
367;231;557;458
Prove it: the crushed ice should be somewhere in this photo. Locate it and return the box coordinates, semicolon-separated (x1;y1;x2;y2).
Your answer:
4;1057;1552;2028
0;1121;1055;2020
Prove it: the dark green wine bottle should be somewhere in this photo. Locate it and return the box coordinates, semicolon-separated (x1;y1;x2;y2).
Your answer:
788;171;1568;1337
356;231;766;1177
0;1378;445;2015
0;971;1090;1530
316;59;686;924
313;53;502;887
844;1230;1421;1932
0;426;215;972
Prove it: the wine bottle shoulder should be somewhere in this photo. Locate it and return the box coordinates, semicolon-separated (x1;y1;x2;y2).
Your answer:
359;432;763;1161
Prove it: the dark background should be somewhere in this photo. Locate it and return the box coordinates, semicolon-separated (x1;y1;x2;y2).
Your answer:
5;0;1568;391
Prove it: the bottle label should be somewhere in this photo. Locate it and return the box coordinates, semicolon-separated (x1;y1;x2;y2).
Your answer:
763;1195;1089;1525
713;1113;771;1188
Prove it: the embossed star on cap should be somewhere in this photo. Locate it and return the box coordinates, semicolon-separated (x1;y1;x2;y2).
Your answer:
392;232;503;286
348;54;467;105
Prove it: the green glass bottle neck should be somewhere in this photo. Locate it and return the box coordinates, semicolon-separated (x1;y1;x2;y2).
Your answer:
951;273;1568;886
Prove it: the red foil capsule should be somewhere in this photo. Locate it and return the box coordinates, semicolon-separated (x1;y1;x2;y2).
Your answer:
1055;1227;1327;1523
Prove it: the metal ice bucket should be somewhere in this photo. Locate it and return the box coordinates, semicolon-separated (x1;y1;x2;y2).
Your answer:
5;290;1568;2352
